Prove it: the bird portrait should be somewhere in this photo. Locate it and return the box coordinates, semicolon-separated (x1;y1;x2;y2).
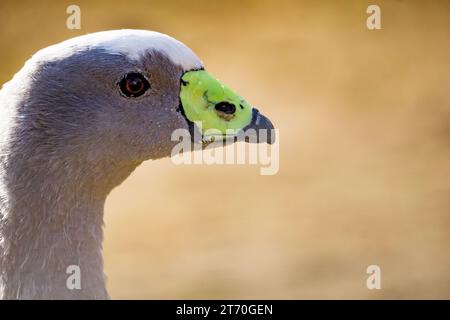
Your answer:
0;30;273;299
1;0;449;306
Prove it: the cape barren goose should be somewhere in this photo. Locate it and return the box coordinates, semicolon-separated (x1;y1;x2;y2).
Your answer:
0;30;274;299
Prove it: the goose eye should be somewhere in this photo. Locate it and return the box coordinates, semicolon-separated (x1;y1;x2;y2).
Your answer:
119;72;150;97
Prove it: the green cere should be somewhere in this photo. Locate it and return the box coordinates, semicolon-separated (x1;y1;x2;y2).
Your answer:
180;70;253;139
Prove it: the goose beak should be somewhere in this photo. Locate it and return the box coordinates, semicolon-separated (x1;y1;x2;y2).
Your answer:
179;70;275;144
241;108;276;144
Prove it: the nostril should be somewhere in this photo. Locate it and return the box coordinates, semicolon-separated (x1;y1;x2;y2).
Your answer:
214;101;236;114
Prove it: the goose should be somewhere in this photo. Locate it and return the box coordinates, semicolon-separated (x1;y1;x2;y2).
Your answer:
0;30;274;299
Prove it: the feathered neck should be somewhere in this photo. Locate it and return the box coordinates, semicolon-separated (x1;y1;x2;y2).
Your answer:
0;160;107;299
0;144;138;299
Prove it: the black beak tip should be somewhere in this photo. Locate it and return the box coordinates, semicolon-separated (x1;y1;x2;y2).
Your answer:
243;108;276;144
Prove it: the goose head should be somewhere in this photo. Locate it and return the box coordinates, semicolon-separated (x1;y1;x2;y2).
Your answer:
1;29;274;194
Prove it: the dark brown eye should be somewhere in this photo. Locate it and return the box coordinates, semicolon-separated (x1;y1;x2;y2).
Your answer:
215;101;236;114
119;72;150;97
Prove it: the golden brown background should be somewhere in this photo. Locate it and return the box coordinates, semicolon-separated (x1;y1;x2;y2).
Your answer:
1;0;449;299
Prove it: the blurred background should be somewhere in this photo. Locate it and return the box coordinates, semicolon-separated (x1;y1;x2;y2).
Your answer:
0;0;449;299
